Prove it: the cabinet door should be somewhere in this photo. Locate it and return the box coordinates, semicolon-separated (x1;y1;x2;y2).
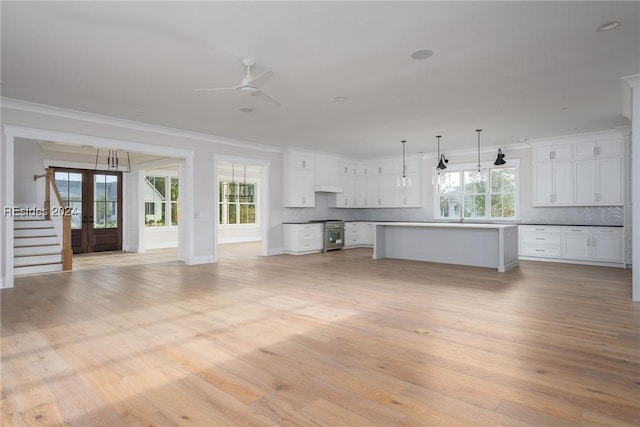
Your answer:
379;175;397;206
574;159;597;205
364;173;380;207
592;235;622;262
574;141;598;159
293;169;315;206
597;138;622;157
553;144;573;161
563;235;590;260
533;162;553;205
360;223;374;245
597;157;622;205
553;161;573;204
534;146;554;162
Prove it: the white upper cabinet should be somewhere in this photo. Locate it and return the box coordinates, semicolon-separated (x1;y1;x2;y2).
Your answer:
313;153;342;193
334;163;360;207
532;132;624;207
533;143;572;161
283;150;315;207
574;156;622;206
532;160;572;206
574;138;622;159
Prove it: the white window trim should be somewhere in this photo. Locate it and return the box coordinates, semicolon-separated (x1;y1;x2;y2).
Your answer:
432;159;520;221
218;177;260;226
145;172;179;228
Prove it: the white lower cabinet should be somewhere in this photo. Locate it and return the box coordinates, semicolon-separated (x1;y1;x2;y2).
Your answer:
519;225;624;267
344;222;374;248
345;222;360;247
283;223;323;255
591;228;623;262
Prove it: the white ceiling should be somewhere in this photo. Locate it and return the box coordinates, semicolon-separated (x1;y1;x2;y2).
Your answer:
2;2;639;158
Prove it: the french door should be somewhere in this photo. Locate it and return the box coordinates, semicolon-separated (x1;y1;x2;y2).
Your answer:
54;168;123;254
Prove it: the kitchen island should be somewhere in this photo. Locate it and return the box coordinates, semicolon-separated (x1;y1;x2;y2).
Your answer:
372;222;519;272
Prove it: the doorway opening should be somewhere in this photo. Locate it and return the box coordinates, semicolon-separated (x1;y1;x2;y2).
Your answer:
53;167;122;254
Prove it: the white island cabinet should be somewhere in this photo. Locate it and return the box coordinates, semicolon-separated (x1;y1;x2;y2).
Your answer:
372;222;519;272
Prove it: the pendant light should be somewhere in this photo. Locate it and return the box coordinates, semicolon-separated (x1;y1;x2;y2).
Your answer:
432;135;448;185
494;148;506;165
397;140;411;187
470;129;486;182
94;148;131;172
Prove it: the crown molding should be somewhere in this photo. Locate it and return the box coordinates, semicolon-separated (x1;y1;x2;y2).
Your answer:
621;74;640;88
1;97;283;154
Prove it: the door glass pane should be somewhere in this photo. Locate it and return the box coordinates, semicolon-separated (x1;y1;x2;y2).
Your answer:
105;175;118;201
94;202;106;228
55;171;83;229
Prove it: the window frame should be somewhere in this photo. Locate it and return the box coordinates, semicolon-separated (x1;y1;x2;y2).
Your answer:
433;159;520;221
144;173;179;228
218;178;259;227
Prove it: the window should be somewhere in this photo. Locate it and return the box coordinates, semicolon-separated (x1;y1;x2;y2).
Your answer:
144;175;179;227
54;171;83;229
219;180;257;225
94;174;118;229
435;163;518;220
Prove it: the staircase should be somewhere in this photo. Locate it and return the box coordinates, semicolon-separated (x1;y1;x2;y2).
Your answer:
14;215;63;276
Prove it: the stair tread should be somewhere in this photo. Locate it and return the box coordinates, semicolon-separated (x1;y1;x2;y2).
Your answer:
15;261;63;268
15;252;61;258
13;243;60;249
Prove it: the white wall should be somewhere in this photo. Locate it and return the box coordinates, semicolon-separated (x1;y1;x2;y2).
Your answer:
1;100;285;287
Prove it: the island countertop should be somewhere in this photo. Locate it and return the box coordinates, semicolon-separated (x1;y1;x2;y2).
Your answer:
371;221;518;229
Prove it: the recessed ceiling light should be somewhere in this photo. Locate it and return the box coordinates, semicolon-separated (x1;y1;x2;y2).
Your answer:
598;21;621;31
334;96;347;101
410;49;434;60
239;107;254;113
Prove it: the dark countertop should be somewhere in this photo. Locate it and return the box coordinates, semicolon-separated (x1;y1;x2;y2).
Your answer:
283;221;623;227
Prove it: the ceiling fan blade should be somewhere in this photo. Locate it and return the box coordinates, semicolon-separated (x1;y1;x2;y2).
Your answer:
254;89;281;106
192;86;239;92
246;70;274;87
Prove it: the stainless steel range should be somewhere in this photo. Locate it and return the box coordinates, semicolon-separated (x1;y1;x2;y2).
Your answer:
322;220;345;252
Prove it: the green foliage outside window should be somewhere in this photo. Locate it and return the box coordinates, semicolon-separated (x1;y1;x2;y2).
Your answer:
437;167;516;220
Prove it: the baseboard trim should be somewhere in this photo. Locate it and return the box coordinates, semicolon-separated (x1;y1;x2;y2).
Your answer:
187;255;215;265
519;256;626;269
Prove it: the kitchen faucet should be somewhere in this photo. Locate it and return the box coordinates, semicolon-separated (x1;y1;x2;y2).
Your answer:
453;203;463;223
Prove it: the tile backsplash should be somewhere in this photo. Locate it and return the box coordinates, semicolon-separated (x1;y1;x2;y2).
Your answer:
283;193;625;226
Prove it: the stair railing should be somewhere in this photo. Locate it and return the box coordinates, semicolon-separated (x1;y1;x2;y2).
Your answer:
34;168;72;271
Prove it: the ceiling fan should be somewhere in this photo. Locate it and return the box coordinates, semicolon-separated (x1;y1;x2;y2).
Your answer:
193;58;281;106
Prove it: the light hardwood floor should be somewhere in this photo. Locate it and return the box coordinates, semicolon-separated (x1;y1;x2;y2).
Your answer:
2;244;639;426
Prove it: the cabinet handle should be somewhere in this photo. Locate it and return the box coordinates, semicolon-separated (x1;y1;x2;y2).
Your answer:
378;167;382;174
596;146;600;156
593;146;597;156
302;160;306;168
535;237;545;240
550;151;554;160
535;249;545;252
535;228;545;231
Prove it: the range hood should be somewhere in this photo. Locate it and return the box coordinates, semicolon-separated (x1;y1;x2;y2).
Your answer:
315;185;343;193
